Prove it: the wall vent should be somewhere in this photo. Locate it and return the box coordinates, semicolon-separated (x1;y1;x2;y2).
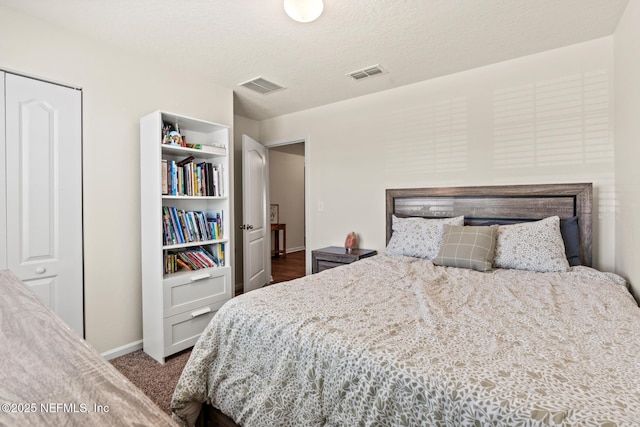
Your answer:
238;77;285;95
346;64;387;81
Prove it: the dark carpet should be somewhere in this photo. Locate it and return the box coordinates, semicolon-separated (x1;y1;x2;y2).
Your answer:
110;348;191;415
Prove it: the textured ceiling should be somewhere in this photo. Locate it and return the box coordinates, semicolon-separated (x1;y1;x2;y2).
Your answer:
0;0;629;121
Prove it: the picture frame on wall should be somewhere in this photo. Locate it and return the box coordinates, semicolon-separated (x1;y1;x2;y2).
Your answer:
270;204;279;224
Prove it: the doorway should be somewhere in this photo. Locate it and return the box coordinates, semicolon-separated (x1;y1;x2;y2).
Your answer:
267;141;306;283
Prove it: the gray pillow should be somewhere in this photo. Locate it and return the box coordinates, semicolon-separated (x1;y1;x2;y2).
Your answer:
433;225;498;272
560;216;581;266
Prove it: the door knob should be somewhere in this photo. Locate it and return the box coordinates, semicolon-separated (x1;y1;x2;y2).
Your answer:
247;225;254;230
35;267;46;274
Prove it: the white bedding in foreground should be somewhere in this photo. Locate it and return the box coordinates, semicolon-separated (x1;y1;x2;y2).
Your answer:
172;254;640;427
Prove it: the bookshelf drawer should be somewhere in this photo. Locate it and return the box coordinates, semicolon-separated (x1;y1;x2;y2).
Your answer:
162;301;225;357
163;267;230;317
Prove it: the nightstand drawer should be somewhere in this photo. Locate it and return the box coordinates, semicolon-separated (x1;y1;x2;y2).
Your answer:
163;301;225;356
316;260;345;272
163;267;230;317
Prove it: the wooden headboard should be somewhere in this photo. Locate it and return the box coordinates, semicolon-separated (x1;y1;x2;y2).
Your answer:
385;183;593;267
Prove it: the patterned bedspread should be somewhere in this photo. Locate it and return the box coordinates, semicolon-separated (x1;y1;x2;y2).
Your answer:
172;254;640;426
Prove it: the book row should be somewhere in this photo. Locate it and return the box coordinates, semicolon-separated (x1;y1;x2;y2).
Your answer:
163;207;224;246
162;158;224;197
163;245;225;274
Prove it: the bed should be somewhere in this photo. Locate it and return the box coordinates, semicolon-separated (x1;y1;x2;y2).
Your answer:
171;183;640;426
0;269;176;426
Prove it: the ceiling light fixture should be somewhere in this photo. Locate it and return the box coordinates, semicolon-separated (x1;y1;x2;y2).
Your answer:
284;0;324;23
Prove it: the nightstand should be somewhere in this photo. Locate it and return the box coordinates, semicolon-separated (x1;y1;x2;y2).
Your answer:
311;246;377;273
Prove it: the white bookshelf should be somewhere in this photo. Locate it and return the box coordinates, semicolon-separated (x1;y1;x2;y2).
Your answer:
140;110;233;363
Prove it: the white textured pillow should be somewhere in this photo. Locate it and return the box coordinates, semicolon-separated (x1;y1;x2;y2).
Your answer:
494;216;570;272
386;215;464;259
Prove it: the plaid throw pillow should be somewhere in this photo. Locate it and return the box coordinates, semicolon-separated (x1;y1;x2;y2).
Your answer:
433;224;498;272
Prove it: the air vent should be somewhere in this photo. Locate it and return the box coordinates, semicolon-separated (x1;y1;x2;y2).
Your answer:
346;64;387;81
238;77;285;95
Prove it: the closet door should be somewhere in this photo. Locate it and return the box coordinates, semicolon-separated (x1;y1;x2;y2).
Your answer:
0;73;6;270
5;73;83;335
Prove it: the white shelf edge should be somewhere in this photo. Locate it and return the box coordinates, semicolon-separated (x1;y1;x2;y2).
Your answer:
162;144;227;158
163;239;229;250
162;264;231;281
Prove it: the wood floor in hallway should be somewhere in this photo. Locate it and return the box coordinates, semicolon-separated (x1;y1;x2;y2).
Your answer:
271;249;306;284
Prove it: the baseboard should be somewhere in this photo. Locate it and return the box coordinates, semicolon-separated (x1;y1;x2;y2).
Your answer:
101;339;143;361
286;246;305;253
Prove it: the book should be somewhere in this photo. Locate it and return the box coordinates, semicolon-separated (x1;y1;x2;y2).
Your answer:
170;207;185;243
177;166;184;195
177;252;199;270
187;251;208;269
163;207;178;245
212;166;219;197
218;243;225;266
170;160;178;195
196;164;203;196
214;164;224;196
177;155;195;167
162;208;176;245
206;163;214;196
199;212;212;240
176;258;192;271
192;250;214;268
176;210;191;242
188;212;198;241
183;163;191;196
207;211;223;240
193;164;199;196
198;162;207;196
161;160;168;195
199;215;208;240
164;246;222;273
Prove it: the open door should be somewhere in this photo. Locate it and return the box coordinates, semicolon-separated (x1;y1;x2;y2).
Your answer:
241;135;270;293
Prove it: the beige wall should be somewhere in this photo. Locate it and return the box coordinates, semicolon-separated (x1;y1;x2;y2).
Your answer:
614;0;640;299
0;5;233;353
269;143;305;252
260;38;617;273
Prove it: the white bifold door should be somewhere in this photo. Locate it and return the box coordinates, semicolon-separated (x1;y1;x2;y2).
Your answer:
0;72;84;335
